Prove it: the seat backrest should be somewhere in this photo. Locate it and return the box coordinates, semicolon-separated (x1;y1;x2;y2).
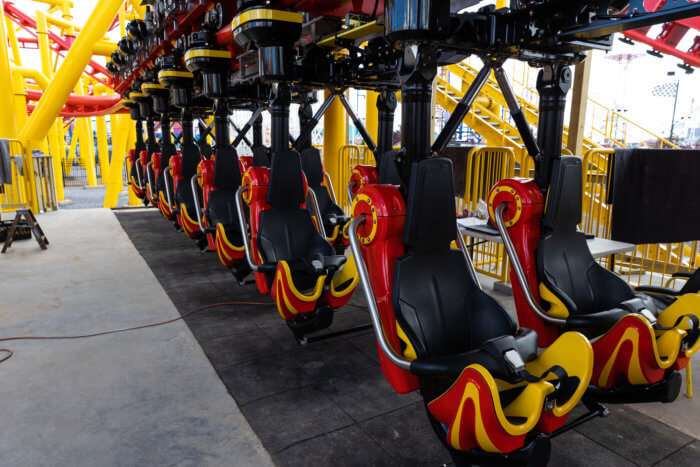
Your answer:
213;143;242;191
258;150;334;263
393;158;517;359
300;147;344;219
252;146;271;167
377;150;403;185
537;156;634;316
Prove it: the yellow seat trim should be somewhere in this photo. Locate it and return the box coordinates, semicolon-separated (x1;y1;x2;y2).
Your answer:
657;293;700;358
326;224;340;242
538;283;570;319
395;322;417;361
215;223;245;253
330;253;359;297
446;364;554;441
278;260;325;303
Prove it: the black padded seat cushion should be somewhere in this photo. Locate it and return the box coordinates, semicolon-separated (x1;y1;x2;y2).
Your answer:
300;148;324;187
394;158;519;361
537;157;635;320
258;151;337;290
213;144;242;190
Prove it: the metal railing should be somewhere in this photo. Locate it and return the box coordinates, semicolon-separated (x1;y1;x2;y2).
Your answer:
459;147;516;283
2;140;57;213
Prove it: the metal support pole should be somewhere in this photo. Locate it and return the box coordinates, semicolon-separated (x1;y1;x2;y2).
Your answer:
366;90;379;148
534;63;572;191
323;89;346;192
229;119;253;149
338;93;377;153
397;44;438;186
270;84;291;154
494;67;542;161
431;65;492;156
103;113;131;207
567;55;592;156
232;106;265;148
292;92;337;152
253;112;263;147
376;91;397;157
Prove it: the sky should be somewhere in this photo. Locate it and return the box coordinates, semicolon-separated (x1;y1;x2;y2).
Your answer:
11;0;699;143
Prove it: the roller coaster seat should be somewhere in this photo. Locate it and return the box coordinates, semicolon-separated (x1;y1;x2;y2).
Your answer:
140;149;157;206
359;157;593;460
128;148;146;201
249;150;357;329
300;147;351;245
176;144;203;239
155;143;177;221
205;144;249;270
537;157;700;389
491;156;700;393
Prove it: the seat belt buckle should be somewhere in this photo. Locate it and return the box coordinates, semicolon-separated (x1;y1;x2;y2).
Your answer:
640;308;657;325
503;349;526;373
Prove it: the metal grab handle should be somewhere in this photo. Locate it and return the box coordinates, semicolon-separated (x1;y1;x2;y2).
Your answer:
306;188;327;236
348;216;411;370
190;173;206;232
493;203;566;325
346;180;357;208
134;156;144;189
324;172;338;205
145;160;157;200
455;222;482;291
235;186;259;272
163;167;174;210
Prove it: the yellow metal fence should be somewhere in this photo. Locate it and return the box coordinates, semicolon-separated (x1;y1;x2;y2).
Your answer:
1;140;57;213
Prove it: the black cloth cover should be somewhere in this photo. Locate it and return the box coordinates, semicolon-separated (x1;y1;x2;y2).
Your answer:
610;148;700;244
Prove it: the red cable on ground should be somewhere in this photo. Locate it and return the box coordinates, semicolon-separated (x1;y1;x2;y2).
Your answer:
0;300;272;365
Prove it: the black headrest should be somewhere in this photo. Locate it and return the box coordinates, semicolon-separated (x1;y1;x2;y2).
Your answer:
543;156;582;230
266;150;306;208
299;147;324;187
252;146;270;167
403;158;457;248
213;144;241;190
377;150;402;185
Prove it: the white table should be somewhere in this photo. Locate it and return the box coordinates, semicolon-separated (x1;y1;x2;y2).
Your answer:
457;217;636;293
457;217;635;259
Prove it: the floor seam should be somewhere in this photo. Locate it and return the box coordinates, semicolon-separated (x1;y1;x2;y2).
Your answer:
652;439;694;465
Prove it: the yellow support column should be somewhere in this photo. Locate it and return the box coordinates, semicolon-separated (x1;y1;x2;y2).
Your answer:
567;54;592;156
0;2;18;140
323;89;346;191
18;0;124;211
125;124;139;206
366;90;378;144
5;16;22;66
37;12;65;201
103;114;130;208
78;116;98;186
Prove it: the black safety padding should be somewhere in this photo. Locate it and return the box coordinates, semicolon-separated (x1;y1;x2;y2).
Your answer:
538;157;634;319
610;148;700;244
206;189;245;242
175;142;201;215
377;150;403;185
213;144;242;190
394;158;519;360
252;146;270;167
300;147;347;235
402;158;457;248
300;147;324;187
542;157;582;228
439;146;474;196
266;150;306;208
197;140;213;159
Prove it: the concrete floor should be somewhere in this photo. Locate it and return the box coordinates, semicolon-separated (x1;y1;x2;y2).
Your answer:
1;207;698;466
0;208;272;466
